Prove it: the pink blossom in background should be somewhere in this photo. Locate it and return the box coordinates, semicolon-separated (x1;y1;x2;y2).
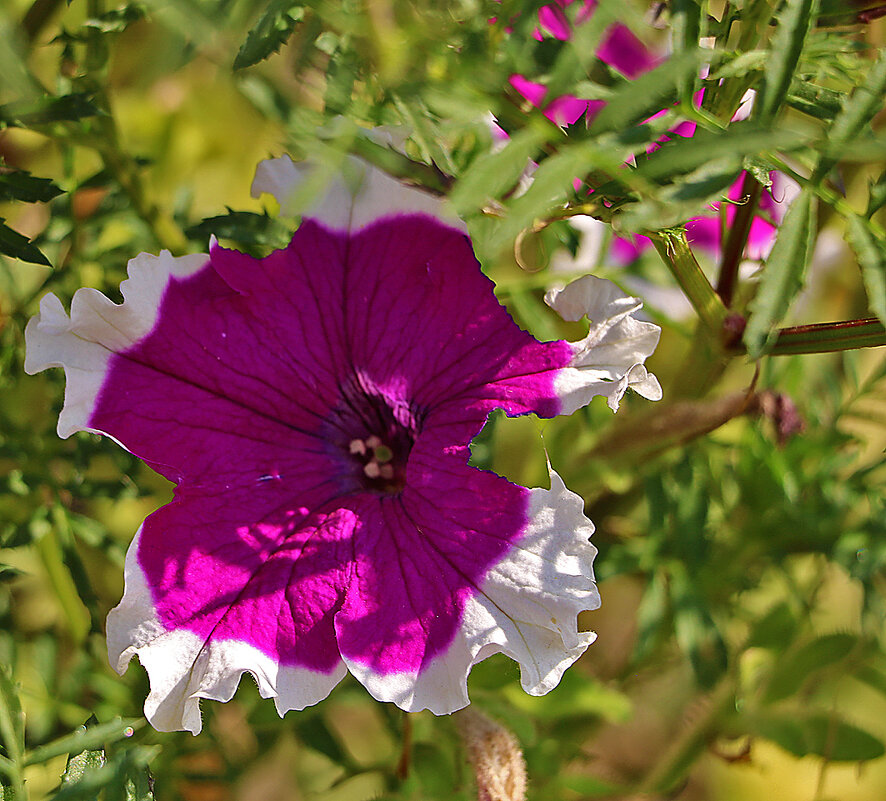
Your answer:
610;171;796;265
509;0;660;125
25;155;661;733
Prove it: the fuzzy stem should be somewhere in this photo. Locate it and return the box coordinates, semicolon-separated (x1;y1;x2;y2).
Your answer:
649;229;730;335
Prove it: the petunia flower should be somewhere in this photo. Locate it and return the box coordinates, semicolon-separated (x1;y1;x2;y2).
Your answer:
25;155;661;733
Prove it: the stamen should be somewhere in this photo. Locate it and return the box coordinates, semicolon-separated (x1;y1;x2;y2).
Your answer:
374;444;393;463
349;438;367;455
363;461;381;479
366;435;382;449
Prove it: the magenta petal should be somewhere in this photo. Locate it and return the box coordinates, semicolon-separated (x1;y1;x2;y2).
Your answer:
28;156;662;729
598;24;659;78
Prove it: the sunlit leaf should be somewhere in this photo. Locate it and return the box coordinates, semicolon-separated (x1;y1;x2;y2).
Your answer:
747;712;885;761
234;1;305;70
744;188;816;357
763;633;857;703
755;0;817;123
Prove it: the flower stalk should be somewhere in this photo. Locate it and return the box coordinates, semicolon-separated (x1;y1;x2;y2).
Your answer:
716;172;763;307
649;229;730;335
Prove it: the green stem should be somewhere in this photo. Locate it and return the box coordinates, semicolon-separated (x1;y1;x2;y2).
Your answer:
0;683;25;800
716;172;762;307
634;678;736;795
649;229;730;334
750;318;886;355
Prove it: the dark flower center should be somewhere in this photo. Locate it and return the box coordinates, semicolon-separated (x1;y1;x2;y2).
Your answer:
323;374;420;495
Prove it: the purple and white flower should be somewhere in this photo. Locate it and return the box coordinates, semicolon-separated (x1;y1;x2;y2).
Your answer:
25;155;661;733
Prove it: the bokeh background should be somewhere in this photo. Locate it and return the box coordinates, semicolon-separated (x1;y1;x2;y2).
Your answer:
1;0;885;799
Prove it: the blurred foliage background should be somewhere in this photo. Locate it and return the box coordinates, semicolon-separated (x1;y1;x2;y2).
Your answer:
1;0;886;799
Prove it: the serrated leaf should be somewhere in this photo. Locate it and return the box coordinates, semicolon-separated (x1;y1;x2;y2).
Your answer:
763;632;857;703
846;215;886;326
588;50;703;135
634;124;807;184
0;170;64;203
0;93;101;127
744;188;816;357
234;1;304;70
185;209;289;252
0;218;51;266
449;127;546;216
747;712;884;761
756;0;817;123
815;53;886;179
61;748;106;785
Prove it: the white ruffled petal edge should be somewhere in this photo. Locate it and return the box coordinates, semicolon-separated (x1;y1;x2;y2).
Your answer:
250;154;466;234
545;274;663;414
23;251;208;438
342;470;599;714
107;529;347;734
108;471;597;729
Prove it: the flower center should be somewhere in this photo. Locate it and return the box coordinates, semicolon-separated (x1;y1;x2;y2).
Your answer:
323;375;420;495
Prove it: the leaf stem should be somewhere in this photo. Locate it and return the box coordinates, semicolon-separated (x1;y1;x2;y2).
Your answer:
716;172;762;307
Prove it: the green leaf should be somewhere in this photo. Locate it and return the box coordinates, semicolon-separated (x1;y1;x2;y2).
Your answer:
745;603;797;649
61;747;106;785
0;170;64;203
0;668;24;765
588;50;703;135
744;188;816;357
25;719;141;766
854;664;886;698
763;633;857;703
786;80;845;121
411;742;457;800
185;209;290;253
502;667;632;723
0;218;51;266
0;93;101;127
755;0;817;123
671;569;728;689
867;170;886;218
815;53;886;179
633;124;807;185
234;1;305;70
449;126;547;216
846;215;886;326
747;712;885;761
54;4;147;42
